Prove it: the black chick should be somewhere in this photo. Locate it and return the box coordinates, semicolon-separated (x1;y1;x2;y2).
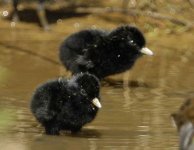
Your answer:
59;25;153;79
31;73;101;135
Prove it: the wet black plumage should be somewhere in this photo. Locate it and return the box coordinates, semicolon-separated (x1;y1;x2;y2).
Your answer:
59;25;153;79
31;73;101;135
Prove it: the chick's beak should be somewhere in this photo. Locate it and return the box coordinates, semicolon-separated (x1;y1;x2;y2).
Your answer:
92;98;102;108
140;47;153;56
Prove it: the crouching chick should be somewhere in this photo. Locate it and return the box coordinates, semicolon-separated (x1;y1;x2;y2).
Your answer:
31;73;101;135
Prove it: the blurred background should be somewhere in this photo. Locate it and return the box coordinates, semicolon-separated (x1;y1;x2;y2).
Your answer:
0;0;194;150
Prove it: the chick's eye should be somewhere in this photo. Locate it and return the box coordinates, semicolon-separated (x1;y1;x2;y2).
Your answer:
80;89;87;96
128;40;137;47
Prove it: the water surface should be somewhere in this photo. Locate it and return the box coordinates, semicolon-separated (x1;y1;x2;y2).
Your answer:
0;10;194;150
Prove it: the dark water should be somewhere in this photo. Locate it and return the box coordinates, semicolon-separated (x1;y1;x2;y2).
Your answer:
1;15;194;150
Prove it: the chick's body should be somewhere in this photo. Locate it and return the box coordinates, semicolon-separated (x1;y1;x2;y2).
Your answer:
31;73;101;135
59;25;153;79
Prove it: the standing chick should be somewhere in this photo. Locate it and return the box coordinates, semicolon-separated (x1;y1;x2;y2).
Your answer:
59;25;153;79
31;73;101;135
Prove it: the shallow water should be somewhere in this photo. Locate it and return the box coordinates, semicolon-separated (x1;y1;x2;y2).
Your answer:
1;7;194;150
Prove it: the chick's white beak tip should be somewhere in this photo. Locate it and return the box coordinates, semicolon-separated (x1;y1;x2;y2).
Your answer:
140;47;154;56
92;98;102;108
